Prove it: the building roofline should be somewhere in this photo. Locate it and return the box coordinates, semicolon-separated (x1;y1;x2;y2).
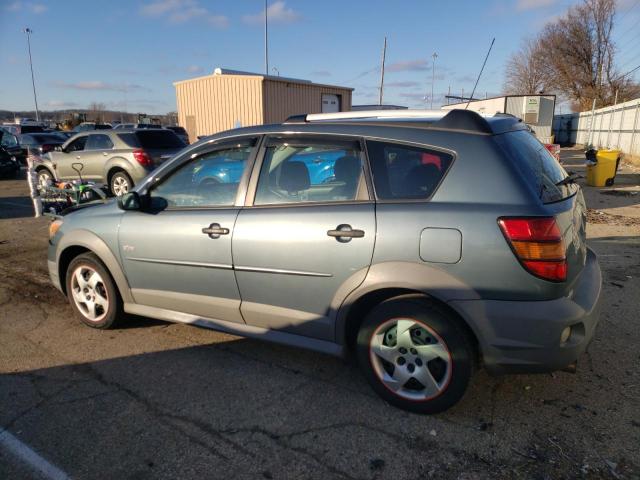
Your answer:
444;93;557;107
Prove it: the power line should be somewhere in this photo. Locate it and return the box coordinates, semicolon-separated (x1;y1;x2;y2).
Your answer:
616;14;640;41
618;0;640;22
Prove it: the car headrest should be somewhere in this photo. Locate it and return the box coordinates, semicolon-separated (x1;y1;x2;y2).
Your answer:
279;161;310;193
334;155;360;183
405;164;441;197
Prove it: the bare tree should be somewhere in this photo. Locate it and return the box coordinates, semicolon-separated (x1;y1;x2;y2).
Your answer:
538;0;638;110
88;102;106;122
503;37;550;95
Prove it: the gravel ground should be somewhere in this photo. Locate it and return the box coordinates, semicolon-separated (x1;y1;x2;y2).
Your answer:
0;149;638;480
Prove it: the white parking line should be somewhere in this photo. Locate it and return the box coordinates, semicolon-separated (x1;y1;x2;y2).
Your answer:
0;429;71;480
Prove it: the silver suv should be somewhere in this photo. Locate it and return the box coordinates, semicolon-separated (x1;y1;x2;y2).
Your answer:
47;110;602;413
36;129;185;195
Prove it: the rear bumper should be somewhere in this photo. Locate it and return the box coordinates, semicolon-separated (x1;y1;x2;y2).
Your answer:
450;248;602;375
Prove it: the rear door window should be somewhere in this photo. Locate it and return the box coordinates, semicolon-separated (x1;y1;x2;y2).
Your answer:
85;134;114;150
365;140;454;200
66;136;87;152
134;130;185;149
495;130;575;203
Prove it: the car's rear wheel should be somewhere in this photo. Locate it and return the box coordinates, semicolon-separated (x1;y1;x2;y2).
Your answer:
110;171;133;197
66;253;122;329
356;295;475;414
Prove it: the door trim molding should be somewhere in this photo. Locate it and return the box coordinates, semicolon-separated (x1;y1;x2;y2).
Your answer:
127;257;233;270
234;265;332;277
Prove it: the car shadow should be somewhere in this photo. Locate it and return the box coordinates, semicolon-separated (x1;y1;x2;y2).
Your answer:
0;195;34;219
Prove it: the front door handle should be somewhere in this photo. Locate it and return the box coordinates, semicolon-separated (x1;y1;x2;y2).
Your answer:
327;224;365;243
76;155;81;159
202;223;230;239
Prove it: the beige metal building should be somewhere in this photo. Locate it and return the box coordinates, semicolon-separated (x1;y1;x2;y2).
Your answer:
174;68;353;139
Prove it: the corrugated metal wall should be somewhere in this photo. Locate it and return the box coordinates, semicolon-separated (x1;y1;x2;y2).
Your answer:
262;79;352;124
174;75;264;139
174;75;352;138
553;98;640;156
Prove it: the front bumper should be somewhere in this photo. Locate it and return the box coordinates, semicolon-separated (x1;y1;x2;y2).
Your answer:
450;248;602;375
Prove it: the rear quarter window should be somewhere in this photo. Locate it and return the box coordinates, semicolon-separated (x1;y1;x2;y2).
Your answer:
495;130;575;203
135;130;185;149
366;140;454;200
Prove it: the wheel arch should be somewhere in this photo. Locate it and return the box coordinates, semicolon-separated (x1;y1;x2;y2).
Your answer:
335;262;482;357
56;229;133;303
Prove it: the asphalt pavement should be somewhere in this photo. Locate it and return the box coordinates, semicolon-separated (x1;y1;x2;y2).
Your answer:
0;150;639;479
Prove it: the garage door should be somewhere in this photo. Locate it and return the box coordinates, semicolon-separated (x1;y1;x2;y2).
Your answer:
321;94;340;113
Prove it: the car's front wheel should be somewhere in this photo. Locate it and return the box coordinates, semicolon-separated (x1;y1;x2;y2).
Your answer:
65;253;122;329
357;295;475;414
110;171;133;197
36;168;53;188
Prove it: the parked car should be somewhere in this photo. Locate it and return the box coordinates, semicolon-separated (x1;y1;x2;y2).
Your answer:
0;145;20;178
1;127;27;165
113;123;162;130
53;131;76;141
19;132;65;155
35;129;184;195
1;123;45;135
165;125;189;144
47;109;601;414
72;122;113;133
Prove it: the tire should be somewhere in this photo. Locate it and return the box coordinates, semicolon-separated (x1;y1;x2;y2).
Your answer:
36;168;54;188
65;253;122;329
356;295;475;414
110;171;133;197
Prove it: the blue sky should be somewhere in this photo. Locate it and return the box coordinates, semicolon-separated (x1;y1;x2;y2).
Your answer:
1;0;639;115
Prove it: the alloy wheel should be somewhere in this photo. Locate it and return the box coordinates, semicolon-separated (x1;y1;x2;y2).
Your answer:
112;176;130;196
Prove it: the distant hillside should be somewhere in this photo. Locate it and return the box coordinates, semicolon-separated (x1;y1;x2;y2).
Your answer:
0;109;178;125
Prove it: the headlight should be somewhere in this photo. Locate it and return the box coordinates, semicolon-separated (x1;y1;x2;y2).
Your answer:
49;219;63;241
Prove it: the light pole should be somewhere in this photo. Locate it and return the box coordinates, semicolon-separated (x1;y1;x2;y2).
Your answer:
23;27;40;122
430;52;438;109
264;0;269;75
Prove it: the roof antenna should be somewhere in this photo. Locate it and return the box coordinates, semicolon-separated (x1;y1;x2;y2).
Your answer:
466;38;495;110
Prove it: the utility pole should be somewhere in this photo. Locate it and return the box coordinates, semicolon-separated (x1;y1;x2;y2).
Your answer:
378;36;387;106
430;52;438;109
264;0;269;75
23;27;40;122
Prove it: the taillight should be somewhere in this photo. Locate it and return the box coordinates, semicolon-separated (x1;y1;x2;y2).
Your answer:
41;144;55;153
133;149;153;167
498;217;567;282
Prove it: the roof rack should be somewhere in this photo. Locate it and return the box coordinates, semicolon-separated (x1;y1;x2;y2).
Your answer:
283;108;496;135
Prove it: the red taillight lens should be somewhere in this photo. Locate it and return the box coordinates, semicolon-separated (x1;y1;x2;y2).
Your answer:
41;144;54;153
498;217;566;282
133;149;153;167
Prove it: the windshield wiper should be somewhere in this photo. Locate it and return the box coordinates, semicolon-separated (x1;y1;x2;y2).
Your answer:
555;172;582;187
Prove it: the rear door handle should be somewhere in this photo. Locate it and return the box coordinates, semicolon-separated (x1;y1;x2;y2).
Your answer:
202;223;230;239
327;224;365;242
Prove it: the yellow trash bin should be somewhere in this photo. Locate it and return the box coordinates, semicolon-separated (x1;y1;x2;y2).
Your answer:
586;149;621;187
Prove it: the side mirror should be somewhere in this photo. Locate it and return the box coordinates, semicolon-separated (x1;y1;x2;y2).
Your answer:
117;191;142;211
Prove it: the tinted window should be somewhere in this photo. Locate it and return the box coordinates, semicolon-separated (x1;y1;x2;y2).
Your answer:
495;130;575;203
20;134;35;145
255;140;363;205
135;130;184;149
1;130;19;148
366;140;454;200
20;125;44;133
86;134;114;150
66;136;87;152
30;134;65;143
95;124;113;130
151;144;254;207
117;133;140;148
137;124;162;129
167;126;187;134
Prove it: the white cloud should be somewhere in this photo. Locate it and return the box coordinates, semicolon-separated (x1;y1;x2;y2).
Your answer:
140;0;228;27
243;1;301;25
4;1;48;13
516;0;557;11
44;100;78;108
186;65;204;74
53;81;149;92
387;59;429;72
